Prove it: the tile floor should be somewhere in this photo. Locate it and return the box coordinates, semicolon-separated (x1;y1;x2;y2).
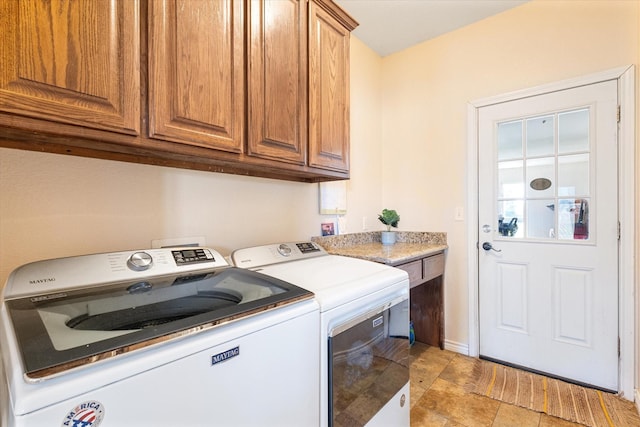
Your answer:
409;342;636;427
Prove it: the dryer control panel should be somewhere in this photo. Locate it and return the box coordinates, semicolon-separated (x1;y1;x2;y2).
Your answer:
231;242;327;269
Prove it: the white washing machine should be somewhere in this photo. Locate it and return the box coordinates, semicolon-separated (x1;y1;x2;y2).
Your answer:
232;242;410;427
0;247;320;427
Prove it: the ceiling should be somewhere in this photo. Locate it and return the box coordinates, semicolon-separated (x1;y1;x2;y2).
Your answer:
334;0;529;57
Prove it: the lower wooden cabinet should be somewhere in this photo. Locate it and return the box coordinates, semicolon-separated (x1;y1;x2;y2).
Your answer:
410;275;444;349
396;252;445;349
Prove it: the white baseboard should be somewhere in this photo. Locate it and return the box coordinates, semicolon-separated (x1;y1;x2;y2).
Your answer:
443;340;469;356
635;389;639;412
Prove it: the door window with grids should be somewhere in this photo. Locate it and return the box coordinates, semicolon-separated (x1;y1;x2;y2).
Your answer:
496;108;591;241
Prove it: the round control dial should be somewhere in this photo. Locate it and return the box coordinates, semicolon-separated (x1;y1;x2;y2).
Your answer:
277;244;292;257
127;252;154;271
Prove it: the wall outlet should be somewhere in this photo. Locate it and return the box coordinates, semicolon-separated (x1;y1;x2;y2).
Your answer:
151;236;206;248
454;207;464;221
338;217;347;235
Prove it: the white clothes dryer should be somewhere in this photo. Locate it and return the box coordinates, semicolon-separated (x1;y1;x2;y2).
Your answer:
232;242;410;427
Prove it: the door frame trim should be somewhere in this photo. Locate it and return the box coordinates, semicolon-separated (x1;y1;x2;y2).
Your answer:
466;65;635;399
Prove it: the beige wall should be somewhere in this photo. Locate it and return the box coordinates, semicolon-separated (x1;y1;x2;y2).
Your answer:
379;0;639;349
340;37;385;233
0;149;319;279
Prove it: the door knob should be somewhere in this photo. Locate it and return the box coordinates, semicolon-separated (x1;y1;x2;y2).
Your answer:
482;242;502;252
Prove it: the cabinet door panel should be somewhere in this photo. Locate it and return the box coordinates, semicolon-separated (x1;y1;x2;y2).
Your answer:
0;0;140;134
396;260;423;288
308;1;350;172
423;253;445;283
248;0;306;164
149;0;244;153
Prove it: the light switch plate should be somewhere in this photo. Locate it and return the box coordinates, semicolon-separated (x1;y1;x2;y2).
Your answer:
454;207;464;221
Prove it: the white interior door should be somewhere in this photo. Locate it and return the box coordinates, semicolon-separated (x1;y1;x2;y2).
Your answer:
478;80;619;391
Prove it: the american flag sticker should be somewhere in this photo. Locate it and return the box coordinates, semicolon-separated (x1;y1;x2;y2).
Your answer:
61;401;105;427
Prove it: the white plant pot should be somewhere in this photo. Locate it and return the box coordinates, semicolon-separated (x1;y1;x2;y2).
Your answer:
381;231;397;245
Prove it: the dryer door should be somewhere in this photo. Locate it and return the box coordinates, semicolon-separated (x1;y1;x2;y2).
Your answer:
328;296;409;426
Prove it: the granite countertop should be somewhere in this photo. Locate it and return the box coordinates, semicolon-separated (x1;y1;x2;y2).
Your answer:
311;231;447;266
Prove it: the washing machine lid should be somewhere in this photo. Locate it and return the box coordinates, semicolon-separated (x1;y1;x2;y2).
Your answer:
251;255;407;311
232;243;409;312
3;249;313;380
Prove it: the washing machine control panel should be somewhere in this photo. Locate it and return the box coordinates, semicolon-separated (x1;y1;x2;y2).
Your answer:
172;248;216;265
3;247;229;299
231;242;327;268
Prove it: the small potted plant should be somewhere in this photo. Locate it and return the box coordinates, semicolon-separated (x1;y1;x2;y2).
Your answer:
378;209;400;245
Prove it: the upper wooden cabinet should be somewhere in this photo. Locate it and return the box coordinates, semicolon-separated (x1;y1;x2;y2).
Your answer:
247;0;307;165
0;0;357;182
308;1;353;172
248;0;356;172
0;0;140;135
148;0;244;153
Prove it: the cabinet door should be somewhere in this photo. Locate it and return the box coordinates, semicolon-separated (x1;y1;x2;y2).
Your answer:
247;0;307;165
308;1;350;172
149;0;244;153
0;0;140;135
